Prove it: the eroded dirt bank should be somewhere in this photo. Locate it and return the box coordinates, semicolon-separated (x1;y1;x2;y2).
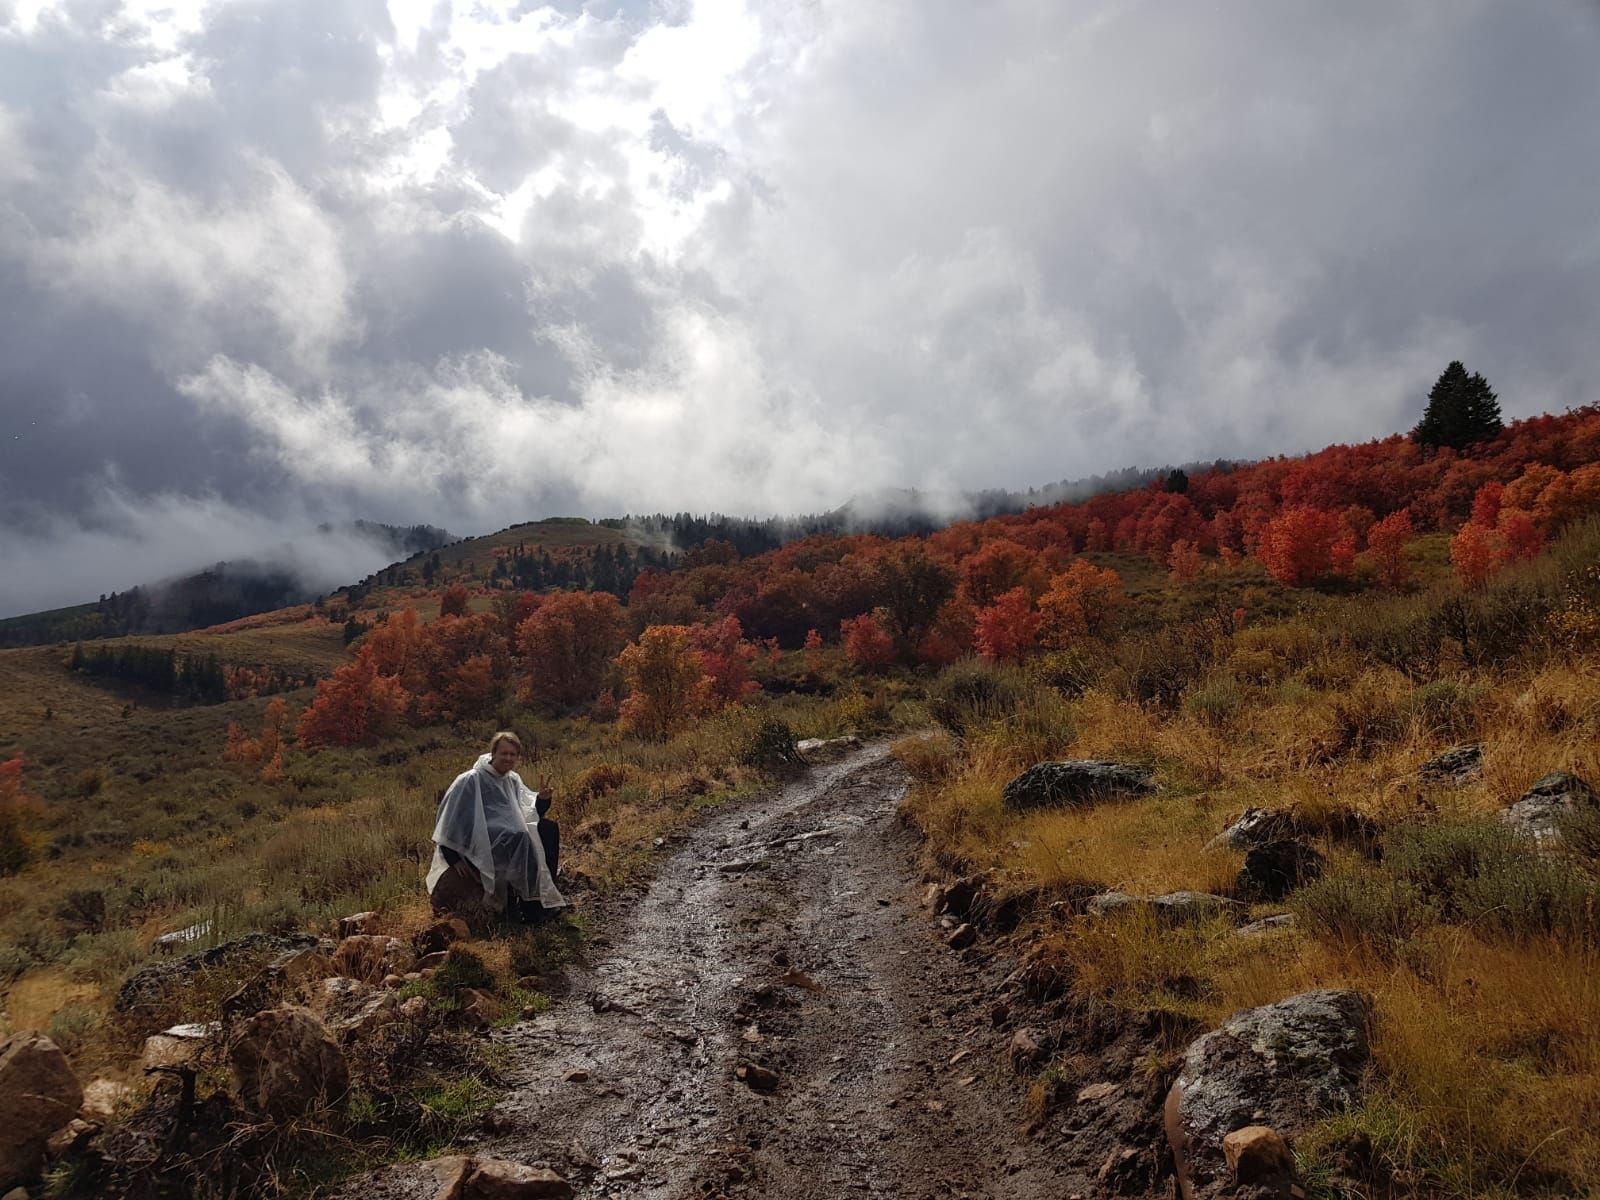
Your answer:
356;744;1133;1199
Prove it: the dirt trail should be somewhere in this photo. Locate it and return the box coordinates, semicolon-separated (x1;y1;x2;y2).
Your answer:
362;744;1099;1199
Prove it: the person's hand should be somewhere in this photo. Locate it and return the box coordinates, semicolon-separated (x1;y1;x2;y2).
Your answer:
452;859;477;882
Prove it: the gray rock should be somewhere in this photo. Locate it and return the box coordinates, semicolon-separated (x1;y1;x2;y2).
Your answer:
1088;891;1245;924
1001;760;1156;812
116;932;320;1016
1420;743;1483;785
1501;771;1599;844
1236;914;1296;938
229;1007;349;1119
1169;989;1369;1200
1205;807;1295;852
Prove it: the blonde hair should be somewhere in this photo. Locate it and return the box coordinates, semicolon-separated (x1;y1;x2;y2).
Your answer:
487;730;524;755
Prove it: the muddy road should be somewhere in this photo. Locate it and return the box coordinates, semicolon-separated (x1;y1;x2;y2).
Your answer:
363;744;1106;1199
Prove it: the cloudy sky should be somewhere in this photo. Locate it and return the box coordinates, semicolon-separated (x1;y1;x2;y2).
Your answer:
2;0;1598;614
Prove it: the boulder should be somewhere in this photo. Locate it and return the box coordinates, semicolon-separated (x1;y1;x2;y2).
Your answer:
1502;771;1599;844
329;992;401;1044
795;735;862;761
1167;989;1369;1200
426;1155;574;1199
229;1007;349;1119
80;1077;136;1120
332;935;416;984
1001;760;1156;812
337;912;380;938
140;1022;218;1071
1088;891;1245;924
1205;807;1295;852
1237;840;1325;902
416;918;471;955
0;1034;83;1188
1420;743;1483;785
116;932;320;1016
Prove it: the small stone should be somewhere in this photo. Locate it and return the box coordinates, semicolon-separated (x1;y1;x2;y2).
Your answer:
922;882;946;910
946;923;977;951
563;1069;590;1083
1076;1081;1119;1103
458;988;502;1029
140;1022;218;1071
948;1049;972;1066
1237;914;1297;938
45;1117;96;1158
779;966;823;992
1420;743;1483;785
735;1062;780;1093
381;974;405;989
1223;1125;1295;1185
1007;1028;1045;1069
399;997;429;1021
426;1155;574;1199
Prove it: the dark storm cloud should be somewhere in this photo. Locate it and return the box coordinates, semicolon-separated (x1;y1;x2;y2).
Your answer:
2;0;1599;615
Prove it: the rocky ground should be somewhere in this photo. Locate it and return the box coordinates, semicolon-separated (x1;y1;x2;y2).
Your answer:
349;743;1152;1200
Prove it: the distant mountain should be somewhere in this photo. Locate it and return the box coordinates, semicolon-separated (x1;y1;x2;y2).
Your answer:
0;521;453;647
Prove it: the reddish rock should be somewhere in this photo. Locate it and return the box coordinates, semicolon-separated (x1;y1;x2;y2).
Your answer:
417;918;471;955
1007;1028;1045;1069
0;1034;82;1188
458;988;502;1029
427;1155;574;1199
1223;1126;1295;1186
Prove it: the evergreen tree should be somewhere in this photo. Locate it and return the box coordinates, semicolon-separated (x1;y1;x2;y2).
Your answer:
1413;361;1503;450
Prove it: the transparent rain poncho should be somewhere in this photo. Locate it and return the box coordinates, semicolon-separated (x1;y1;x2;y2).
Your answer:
425;753;569;910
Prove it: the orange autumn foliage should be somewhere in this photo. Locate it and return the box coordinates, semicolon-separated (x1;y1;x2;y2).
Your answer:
974;587;1039;662
616;625;713;740
1037;561;1125;647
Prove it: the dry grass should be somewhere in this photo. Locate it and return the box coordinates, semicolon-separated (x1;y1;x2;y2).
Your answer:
899;537;1600;1196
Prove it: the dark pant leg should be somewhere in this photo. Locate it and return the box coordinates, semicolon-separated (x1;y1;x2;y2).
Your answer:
538;817;560;879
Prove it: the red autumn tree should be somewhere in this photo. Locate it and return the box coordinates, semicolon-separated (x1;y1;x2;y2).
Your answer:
1167;539;1203;583
616;625;713;740
1470;480;1504;529
517;591;628;709
687;615;760;708
974;587;1039;662
916;597;977;666
1255;507;1355;587
841;612;896;671
1365;509;1413;590
296;657;411;747
439;583;471;618
959;539;1041;607
1496;508;1543;564
0;756;44;876
1449;521;1501;588
803;628;823;675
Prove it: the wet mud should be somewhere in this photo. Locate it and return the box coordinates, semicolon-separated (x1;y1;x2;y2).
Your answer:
356;745;1108;1199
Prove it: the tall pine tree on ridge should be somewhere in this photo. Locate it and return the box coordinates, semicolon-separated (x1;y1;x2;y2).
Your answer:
1413;360;1503;450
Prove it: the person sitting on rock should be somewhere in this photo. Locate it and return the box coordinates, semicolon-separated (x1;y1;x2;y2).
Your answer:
426;731;568;926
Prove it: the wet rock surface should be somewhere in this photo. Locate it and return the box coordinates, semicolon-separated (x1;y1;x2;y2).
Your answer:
340;746;1105;1200
1001;760;1156;812
1169;989;1369;1200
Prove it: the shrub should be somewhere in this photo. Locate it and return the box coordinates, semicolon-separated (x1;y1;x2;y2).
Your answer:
1385;819;1600;941
1293;863;1431;950
739;717;804;771
1183;677;1243;727
48;1003;100;1056
927;659;1031;735
430;947;497;997
1401;679;1483;739
889;733;957;784
1026;648;1099;697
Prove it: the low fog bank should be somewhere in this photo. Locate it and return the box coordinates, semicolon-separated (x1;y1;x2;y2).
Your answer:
0;492;444;620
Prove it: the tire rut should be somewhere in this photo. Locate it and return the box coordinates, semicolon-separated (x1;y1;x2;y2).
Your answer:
357;743;1092;1199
